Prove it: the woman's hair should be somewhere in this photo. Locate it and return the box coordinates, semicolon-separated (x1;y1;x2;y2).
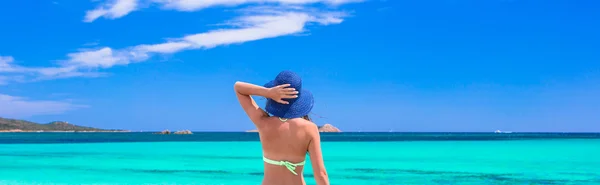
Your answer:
302;115;312;122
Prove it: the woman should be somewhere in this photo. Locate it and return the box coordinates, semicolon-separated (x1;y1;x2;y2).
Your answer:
234;70;330;185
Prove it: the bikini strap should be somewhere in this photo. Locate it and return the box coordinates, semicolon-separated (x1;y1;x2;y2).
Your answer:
263;156;305;175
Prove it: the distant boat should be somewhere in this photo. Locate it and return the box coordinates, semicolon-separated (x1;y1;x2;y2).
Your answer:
495;130;513;134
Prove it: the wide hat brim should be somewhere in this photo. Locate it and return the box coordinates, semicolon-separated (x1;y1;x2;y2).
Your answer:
264;80;314;119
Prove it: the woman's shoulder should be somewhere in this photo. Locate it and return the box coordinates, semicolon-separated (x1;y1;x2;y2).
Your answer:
292;119;319;132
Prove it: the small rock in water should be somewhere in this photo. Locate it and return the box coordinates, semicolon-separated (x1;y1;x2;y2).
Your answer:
174;130;193;134
156;130;171;134
318;124;341;132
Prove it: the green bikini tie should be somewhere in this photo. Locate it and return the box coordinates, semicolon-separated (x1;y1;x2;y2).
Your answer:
263;156;306;175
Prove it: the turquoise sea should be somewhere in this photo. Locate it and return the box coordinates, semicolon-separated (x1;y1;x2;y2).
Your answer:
1;133;599;185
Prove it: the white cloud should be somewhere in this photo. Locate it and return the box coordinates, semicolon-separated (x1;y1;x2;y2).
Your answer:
0;56;23;73
182;12;310;48
134;42;193;54
63;47;128;68
4;10;317;80
0;94;86;118
0;55;106;84
84;0;359;22
0;56;36;84
2;1;353;84
63;10;344;69
155;0;358;11
84;0;139;22
34;66;107;80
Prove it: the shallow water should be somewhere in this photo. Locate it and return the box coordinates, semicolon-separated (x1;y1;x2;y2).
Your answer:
0;133;599;185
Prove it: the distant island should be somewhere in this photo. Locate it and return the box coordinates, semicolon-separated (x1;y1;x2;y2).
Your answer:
246;123;341;133
0;117;128;132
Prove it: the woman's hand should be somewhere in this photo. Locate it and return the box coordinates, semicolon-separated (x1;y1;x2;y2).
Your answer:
267;84;299;104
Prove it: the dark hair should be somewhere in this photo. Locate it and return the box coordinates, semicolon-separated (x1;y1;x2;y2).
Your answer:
302;115;312;122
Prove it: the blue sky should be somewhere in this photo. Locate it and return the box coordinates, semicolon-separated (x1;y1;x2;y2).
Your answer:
0;0;598;132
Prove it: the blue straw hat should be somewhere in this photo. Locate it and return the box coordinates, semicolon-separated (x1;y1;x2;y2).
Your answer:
264;70;314;119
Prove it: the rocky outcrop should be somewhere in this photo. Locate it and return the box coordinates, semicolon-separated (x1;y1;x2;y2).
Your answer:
156;130;171;134
318;124;341;132
174;130;193;134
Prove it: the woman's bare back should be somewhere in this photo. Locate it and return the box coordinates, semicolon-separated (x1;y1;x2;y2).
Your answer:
258;117;314;185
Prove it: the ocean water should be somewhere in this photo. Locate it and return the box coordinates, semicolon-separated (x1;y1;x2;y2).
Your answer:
1;133;599;185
